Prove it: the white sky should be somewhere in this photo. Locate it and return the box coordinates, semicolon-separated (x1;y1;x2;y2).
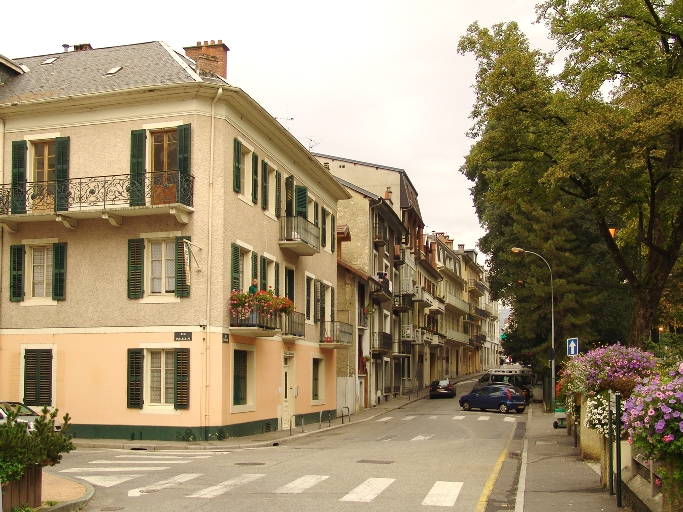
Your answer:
3;0;554;254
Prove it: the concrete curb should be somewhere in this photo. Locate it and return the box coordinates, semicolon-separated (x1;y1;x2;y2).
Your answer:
42;475;95;512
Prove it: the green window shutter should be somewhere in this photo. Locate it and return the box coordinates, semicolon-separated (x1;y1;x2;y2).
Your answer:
261;161;268;210
331;286;335;322
285;175;294;217
174;348;190;410
295;186;308;219
321;208;327;247
127;239;144;299
52;242;67;300
130;130;146;207
275;171;282;218
252;153;259;204
274;262;280;296
11;140;27;214
320;282;326;323
233;138;242;193
177;124;191;205
312;359;320;400
260;256;267;291
231;243;241;292
55;137;70;212
10;244;25;302
286;268;295;301
314;202;319;226
252;252;258;281
331;214;336;252
233;350;247;406
175;236;191;298
127;348;144;409
24;349;52;406
306;276;313;320
314;279;321;322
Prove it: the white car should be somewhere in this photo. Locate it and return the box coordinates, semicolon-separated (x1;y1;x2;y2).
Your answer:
0;402;61;431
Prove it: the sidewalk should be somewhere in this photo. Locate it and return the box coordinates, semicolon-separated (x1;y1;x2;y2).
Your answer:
43;373;629;512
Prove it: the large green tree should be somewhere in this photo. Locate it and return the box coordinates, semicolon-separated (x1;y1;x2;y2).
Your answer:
459;1;683;347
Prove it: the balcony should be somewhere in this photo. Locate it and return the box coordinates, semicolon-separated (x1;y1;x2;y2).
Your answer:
373;223;388;246
429;297;445;315
469;333;486;347
445;291;469;315
282;311;305;341
394;245;406;266
446;327;469;344
422;329;433;344
393;293;412;312
370;275;393;303
401;324;416;342
392;339;412;357
279;215;320;255
467;278;486;297
472;304;487;319
486;303;498;318
229;303;281;337
421;288;434;307
320;321;353;348
463;313;475;324
371;331;393;353
429;333;444;347
412;285;427;304
0;171;195;230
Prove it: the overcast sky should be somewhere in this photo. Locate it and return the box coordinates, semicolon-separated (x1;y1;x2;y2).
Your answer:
4;0;554;257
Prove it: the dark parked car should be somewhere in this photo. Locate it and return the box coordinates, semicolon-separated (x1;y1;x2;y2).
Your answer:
458;385;526;413
429;379;455;398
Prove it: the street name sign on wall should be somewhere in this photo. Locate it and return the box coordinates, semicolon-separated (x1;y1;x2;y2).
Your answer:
567;337;579;357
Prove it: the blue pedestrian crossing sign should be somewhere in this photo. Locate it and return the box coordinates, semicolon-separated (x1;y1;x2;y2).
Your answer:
567;338;579;357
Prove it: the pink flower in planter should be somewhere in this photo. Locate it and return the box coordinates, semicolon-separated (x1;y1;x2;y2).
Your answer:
662;434;675;443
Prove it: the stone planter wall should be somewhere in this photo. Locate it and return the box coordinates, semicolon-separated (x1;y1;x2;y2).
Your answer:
1;465;42;512
579;396;603;461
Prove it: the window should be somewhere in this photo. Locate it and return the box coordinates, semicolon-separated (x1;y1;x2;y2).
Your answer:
233;138;257;202
152;130;177;172
232;344;255;412
306;275;314;321
285;267;294;301
230;242;257;293
23;349;53;406
10;242;67;302
127;348;189;410
127;236;190;299
312;355;325;404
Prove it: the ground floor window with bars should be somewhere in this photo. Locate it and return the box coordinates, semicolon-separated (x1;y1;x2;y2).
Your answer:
127;348;189;410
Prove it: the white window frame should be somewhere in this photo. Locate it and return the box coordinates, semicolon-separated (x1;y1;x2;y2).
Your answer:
264;159;278;219
231;343;256;413
263;252;277;292
137;343;182;415
20;237;59;307
305;272;315;324
311;353;325;405
236;138;255;206
138;231;182;303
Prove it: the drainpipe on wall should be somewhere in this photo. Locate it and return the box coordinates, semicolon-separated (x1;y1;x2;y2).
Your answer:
205;87;222;434
0;118;4;332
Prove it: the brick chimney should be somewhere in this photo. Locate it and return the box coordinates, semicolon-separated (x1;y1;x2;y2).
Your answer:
73;43;93;51
384;187;393;205
183;40;229;79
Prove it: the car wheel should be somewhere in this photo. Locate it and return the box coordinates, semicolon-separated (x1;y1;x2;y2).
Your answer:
499;403;509;414
462;401;471;411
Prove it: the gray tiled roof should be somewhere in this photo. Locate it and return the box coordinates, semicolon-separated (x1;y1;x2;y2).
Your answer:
0;42;202;105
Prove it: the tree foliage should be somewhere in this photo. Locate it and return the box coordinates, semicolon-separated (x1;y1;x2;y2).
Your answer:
459;0;683;348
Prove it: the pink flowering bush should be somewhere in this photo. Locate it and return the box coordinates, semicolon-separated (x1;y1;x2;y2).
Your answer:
229;290;295;320
622;362;683;485
229;291;253;319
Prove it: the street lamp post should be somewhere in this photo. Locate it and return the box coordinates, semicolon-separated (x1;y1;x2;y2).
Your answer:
511;247;555;403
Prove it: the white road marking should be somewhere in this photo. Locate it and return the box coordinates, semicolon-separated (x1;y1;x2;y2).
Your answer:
504;417;516;422
402;416;416;421
128;473;200;497
115;455;211;459
422;481;464;507
411;434;434;441
376;417;393;422
452;416;465;420
274;475;329;494
340;478;395;502
61;467;169;473
477;416;490;421
515;439;530;511
90;460;191;464
187;474;265;498
429;416;438;419
378;435;398;442
75;475;140;487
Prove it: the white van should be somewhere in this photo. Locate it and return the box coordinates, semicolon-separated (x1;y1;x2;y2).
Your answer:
473;365;534;402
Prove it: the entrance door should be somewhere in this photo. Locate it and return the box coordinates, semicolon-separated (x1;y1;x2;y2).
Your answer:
282;357;293;429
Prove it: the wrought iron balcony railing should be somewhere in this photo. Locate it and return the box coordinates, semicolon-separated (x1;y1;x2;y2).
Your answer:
279;215;320;255
2;171;195;215
370;275;392;302
371;331;393;352
467;278;487;295
320;321;353;347
373;223;388;246
282;311;305;338
394;244;406;265
393;339;412;356
229;303;281;330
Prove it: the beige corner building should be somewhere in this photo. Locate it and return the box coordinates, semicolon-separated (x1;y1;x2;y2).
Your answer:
0;40;350;440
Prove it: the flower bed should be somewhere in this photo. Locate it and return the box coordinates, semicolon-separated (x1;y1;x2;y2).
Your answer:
229;289;295;324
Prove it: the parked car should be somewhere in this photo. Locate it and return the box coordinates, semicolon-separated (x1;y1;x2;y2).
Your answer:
459;385;526;413
472;367;533;403
0;402;61;431
429;379;455;398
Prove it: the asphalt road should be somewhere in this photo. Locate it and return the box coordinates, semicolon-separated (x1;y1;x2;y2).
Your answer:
56;393;524;511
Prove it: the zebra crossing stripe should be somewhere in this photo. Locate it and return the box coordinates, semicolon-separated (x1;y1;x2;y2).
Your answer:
187;473;265;498
115;455;212;459
76;475;140;487
90;460;191;464
504;417;516;422
411;434;434;441
402;416;416;421
422;481;464;507
477;416;490;421
128;474;201;497
429;416;438;419
340;478;395;502
452;416;465;420
274;475;329;494
61;467;169;472
376;417;392;422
